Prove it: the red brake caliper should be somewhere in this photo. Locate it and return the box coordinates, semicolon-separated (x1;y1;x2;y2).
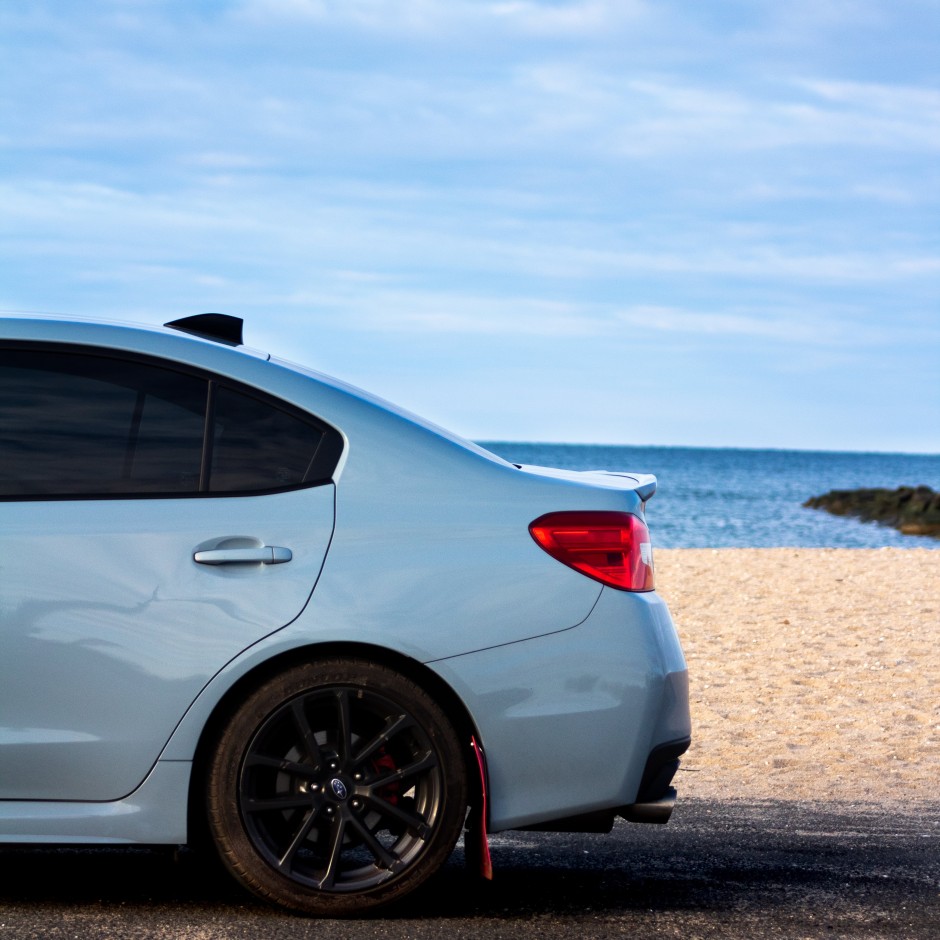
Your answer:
372;749;400;805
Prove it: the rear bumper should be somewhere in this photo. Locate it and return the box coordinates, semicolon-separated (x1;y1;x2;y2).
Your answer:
517;736;690;832
430;587;691;832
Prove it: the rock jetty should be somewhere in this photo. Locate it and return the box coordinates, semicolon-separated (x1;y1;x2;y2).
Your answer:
803;486;940;538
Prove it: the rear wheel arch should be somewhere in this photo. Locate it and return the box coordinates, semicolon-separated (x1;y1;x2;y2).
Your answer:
186;642;482;858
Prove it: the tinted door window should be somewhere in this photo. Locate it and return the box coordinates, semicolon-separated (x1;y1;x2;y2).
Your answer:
0;350;206;497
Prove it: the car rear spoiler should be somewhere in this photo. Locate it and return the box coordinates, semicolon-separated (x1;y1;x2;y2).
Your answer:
515;465;657;502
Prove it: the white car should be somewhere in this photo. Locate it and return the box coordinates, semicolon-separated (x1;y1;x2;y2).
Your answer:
0;313;691;915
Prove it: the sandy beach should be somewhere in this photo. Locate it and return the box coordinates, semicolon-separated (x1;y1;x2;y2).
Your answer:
656;548;940;805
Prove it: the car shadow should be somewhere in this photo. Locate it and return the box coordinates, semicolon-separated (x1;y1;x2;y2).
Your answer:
0;800;937;926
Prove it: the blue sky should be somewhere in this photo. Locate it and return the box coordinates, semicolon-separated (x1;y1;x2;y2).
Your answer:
2;1;938;452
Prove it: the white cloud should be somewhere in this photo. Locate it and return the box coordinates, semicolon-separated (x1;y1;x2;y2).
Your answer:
595;76;940;156
849;184;917;204
616;305;826;342
488;0;648;36
269;286;913;351
284;288;606;336
236;0;648;37
183;152;269;169
802;78;940;115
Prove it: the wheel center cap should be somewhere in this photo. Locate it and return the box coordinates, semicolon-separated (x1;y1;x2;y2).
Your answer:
329;778;349;801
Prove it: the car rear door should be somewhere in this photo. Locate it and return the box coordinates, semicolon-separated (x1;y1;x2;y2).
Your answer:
0;345;340;801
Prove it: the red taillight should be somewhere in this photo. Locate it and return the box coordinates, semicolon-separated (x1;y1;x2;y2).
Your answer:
529;511;655;592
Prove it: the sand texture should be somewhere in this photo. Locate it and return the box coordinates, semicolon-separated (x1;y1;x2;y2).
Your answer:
656;548;940;804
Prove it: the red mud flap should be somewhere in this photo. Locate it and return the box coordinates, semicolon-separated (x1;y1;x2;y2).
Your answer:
466;736;493;880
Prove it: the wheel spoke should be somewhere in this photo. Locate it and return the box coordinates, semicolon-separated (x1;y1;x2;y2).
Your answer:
364;793;432;840
350;712;413;765
243;793;317;813
335;689;353;764
367;750;437;790
243;753;318;778
291;699;324;768
276;807;320;873
346;811;399;870
317;814;348;890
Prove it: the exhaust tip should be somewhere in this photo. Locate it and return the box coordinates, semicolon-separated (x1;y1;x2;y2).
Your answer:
618;786;677;825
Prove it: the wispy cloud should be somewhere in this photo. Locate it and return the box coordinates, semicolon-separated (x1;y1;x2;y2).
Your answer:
6;177;937;295
339;292;604;336
614;303;908;347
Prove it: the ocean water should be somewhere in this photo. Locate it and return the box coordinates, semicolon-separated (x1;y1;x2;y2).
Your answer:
479;442;940;549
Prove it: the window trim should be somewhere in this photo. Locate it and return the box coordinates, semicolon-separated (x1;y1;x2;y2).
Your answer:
0;340;344;502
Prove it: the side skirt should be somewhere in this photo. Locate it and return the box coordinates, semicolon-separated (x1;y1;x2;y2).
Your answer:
0;761;190;845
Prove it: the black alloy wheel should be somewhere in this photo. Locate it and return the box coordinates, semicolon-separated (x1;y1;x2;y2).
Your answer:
206;659;468;916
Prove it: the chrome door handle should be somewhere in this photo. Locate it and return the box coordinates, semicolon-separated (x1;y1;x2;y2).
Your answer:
194;546;293;565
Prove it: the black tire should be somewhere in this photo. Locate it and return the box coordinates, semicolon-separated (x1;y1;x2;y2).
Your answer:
205;658;468;916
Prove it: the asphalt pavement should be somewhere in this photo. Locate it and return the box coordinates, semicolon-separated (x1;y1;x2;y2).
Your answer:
1;798;937;939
